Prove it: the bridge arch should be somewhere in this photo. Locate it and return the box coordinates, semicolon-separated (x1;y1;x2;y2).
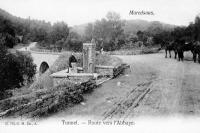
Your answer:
39;61;49;74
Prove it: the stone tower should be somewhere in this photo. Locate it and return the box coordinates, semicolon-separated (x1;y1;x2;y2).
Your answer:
83;39;96;73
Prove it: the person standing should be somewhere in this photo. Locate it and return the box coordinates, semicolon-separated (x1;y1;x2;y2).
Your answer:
68;52;78;73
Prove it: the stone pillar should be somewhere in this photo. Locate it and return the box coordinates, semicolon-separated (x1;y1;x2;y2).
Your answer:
83;39;96;73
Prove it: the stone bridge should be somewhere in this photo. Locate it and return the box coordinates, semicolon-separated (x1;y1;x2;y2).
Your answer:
18;42;61;74
31;51;61;74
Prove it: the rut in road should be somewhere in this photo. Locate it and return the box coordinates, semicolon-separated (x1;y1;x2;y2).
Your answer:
103;74;156;120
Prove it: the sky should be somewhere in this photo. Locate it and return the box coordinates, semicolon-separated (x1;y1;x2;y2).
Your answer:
1;0;200;26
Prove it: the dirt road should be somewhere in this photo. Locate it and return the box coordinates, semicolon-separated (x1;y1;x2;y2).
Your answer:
48;51;200;120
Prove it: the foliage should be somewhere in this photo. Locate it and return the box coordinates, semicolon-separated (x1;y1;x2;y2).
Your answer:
136;31;148;44
0;42;36;99
84;12;125;51
62;31;83;52
84;12;176;50
152;31;172;47
153;14;200;47
15;51;37;83
0;44;22;92
194;15;200;41
0;17;16;48
124;20;175;35
49;22;69;44
0;8;75;50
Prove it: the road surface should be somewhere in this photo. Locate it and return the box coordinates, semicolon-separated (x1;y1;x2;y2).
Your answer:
45;51;200;120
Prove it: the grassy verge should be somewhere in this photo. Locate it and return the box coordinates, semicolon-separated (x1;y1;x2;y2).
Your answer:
108;47;161;55
30;43;62;53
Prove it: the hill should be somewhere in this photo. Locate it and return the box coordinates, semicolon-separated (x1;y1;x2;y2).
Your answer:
71;23;88;36
72;19;176;36
124;19;176;34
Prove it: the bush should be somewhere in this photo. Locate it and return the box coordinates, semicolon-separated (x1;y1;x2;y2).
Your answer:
63;39;83;52
0;45;22;91
0;44;36;100
15;51;37;84
0;19;16;48
102;40;116;51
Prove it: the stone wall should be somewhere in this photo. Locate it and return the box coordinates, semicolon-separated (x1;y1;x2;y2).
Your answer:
95;64;130;78
95;65;114;78
0;63;129;119
52;77;91;87
113;64;130;78
0;79;96;118
51;74;94;87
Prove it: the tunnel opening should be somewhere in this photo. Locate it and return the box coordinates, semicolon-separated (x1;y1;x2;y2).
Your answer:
39;61;49;74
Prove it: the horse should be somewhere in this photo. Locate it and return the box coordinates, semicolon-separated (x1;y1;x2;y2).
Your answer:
193;41;200;63
175;40;195;61
165;42;177;59
176;43;184;61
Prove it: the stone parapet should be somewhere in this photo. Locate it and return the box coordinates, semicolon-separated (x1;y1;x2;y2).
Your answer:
0;79;97;118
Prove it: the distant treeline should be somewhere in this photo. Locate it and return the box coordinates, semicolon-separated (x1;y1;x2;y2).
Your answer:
0;8;82;51
1;8;200;52
83;12;177;51
153;15;200;47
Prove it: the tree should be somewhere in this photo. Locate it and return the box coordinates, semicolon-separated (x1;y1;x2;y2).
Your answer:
106;12;125;40
146;21;163;35
194;15;200;41
137;31;144;41
84;11;125;51
15;51;37;84
0;42;36;99
152;31;172;47
61;31;83;52
84;23;94;41
136;31;148;45
50;22;69;44
0;44;21;90
130;35;138;43
0;18;16;48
